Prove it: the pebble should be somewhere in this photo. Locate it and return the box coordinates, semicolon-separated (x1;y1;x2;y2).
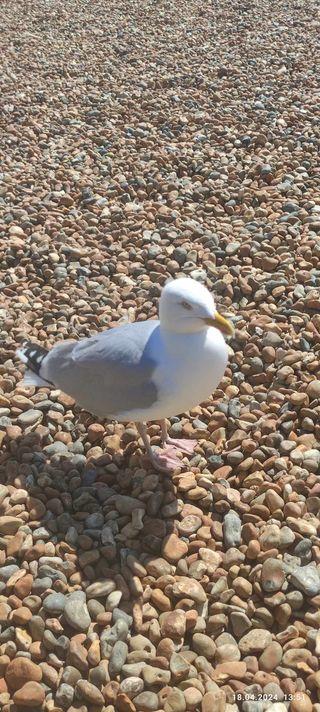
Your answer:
55;683;75;708
5;658;42;691
290;565;320;596
120;677;144;699
0;517;21;535
290;692;313;712
64;598;91;632
109;641;128;678
192;633;216;659
261;559;285;592
133;691;159;711
75;679;105;705
43;593;66;615
223;510;242;548
142;665;171;686
12;681;45;708
162;533;189;563
239;630;273;654
86;579;116;598
259;642;283;671
161;610;186;638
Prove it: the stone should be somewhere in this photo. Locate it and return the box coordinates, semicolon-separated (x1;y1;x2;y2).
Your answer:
17;409;43;426
55;682;75;708
192;633;216;659
75;679;105;704
12;681;45;707
43;592;66;615
290;692;313;712
164;687;186;712
215;644;240;663
120;677;144;699
64;598;91;631
117;691;137;712
11;607;32;625
172;578;206;603
162;533;188;563
202;691;226;711
183;686;203;709
261;559;285;592
259;642;283;671
170;652;190;682
230;611;252;637
260;525;281;551
0;517;21;535
212;662;246;681
161;610;186;638
306;380;320;400
27;497;46;519
5;658;42;692
238;629;272;654
109;641;128;678
223;510;242;548
290;564;320;596
178;516;202;536
132;691;159;711
142;665;171;686
86;579;116;598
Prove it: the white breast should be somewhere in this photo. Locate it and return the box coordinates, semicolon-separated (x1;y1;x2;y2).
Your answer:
117;326;228;423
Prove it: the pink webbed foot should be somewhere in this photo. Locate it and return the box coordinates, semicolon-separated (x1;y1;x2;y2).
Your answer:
149;447;183;473
165;438;198;456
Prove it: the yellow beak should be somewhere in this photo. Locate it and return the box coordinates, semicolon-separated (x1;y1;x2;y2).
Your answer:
204;311;234;336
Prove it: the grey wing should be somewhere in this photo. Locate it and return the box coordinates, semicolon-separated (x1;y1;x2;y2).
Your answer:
41;321;160;417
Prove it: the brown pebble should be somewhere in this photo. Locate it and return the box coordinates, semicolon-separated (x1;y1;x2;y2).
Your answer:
14;574;33;599
75;679;105;705
117;692;137;712
11;607;32;625
290;692;313;712
5;658;42;692
12;681;45;708
162;533;188;564
202;691;226;712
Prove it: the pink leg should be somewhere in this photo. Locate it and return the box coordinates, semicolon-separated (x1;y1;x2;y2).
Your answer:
137;422;183;472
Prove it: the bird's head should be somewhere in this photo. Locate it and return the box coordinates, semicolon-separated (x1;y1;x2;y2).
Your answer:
159;277;234;336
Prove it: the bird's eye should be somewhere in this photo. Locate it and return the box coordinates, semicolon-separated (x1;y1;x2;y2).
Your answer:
181;300;193;311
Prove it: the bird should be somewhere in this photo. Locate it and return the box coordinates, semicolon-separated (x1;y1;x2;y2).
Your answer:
16;277;234;471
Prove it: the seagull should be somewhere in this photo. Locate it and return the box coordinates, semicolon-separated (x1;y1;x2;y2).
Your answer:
16;278;234;471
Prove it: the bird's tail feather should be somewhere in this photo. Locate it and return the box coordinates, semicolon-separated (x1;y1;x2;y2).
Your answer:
21;369;51;387
16;340;53;387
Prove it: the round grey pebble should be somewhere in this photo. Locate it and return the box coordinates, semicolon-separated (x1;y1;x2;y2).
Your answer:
120;676;144;699
112;608;133;627
43;442;69;456
55;683;74;708
290;564;320;596
85;512;104;528
17;409;43;426
0;565;19;582
133;691;159;711
61;666;82;686
28;615;45;641
109;640;128;678
223;510;242;548
64;598;91;632
87;599;105;619
42;592;66;615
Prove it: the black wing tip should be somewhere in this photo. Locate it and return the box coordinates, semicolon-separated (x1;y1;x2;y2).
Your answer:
17;340;49;375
